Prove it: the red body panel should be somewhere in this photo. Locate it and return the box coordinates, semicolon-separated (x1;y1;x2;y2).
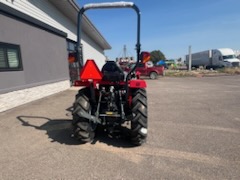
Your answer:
74;79;146;88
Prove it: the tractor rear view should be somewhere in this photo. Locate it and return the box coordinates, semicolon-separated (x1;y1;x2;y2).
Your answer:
71;2;150;146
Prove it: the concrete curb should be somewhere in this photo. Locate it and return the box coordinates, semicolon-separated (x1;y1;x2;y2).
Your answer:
0;80;70;113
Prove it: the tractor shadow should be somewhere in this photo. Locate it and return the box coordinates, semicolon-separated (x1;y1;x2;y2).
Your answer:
17;115;79;145
17;115;135;148
92;126;135;148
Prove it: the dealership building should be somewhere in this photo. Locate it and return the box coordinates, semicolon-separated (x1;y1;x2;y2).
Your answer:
0;0;111;112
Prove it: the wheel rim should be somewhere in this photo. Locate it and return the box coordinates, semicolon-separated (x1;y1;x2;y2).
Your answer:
150;72;156;79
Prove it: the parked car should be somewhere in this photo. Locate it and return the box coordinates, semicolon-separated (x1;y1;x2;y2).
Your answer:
124;62;165;79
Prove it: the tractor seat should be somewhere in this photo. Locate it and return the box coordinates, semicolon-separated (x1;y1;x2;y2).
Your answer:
101;61;125;82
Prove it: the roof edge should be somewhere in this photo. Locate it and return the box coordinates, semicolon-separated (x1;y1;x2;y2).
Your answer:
68;0;111;50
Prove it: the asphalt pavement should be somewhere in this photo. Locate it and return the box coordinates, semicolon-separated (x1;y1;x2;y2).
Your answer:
0;76;240;179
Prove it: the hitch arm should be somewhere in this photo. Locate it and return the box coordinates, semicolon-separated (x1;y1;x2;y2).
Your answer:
72;109;101;124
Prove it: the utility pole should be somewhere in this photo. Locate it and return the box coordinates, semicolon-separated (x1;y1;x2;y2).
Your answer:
188;45;192;71
123;45;127;59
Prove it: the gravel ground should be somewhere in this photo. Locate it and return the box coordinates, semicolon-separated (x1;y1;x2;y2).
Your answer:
0;76;239;179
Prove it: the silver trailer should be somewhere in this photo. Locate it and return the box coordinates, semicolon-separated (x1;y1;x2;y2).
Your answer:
186;48;240;68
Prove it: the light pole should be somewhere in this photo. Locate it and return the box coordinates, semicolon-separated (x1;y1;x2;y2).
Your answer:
188;45;192;71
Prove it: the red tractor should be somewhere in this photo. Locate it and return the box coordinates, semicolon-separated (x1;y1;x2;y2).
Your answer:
71;2;150;146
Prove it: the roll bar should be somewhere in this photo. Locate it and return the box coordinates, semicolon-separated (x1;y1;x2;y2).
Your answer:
83;2;134;10
76;2;141;81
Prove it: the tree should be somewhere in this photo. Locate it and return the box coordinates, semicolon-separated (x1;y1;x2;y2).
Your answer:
150;50;166;64
177;57;182;62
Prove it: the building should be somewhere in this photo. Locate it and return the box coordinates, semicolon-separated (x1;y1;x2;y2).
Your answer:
0;0;111;112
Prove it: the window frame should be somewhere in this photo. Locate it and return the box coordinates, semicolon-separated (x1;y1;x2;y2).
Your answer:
0;42;23;72
137;63;145;68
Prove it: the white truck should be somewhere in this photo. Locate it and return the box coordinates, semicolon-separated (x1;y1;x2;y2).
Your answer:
186;48;240;69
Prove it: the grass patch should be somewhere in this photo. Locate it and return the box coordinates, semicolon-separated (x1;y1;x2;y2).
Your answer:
217;67;240;74
165;70;195;77
165;67;240;77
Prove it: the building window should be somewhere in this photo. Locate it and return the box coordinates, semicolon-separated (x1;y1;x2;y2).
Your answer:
0;42;23;71
67;40;76;52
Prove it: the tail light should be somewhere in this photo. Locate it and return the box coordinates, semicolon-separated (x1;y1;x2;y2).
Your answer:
68;52;76;63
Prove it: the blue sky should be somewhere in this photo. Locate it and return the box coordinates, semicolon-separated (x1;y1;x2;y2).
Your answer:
77;0;240;60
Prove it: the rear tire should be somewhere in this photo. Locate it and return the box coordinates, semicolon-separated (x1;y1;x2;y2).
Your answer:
131;88;148;145
149;72;158;79
72;88;96;143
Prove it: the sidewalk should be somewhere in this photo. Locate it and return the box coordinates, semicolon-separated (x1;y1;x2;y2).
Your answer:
0;80;71;113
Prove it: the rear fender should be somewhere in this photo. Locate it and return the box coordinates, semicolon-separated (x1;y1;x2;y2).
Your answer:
128;82;146;107
149;70;159;75
129;79;147;88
